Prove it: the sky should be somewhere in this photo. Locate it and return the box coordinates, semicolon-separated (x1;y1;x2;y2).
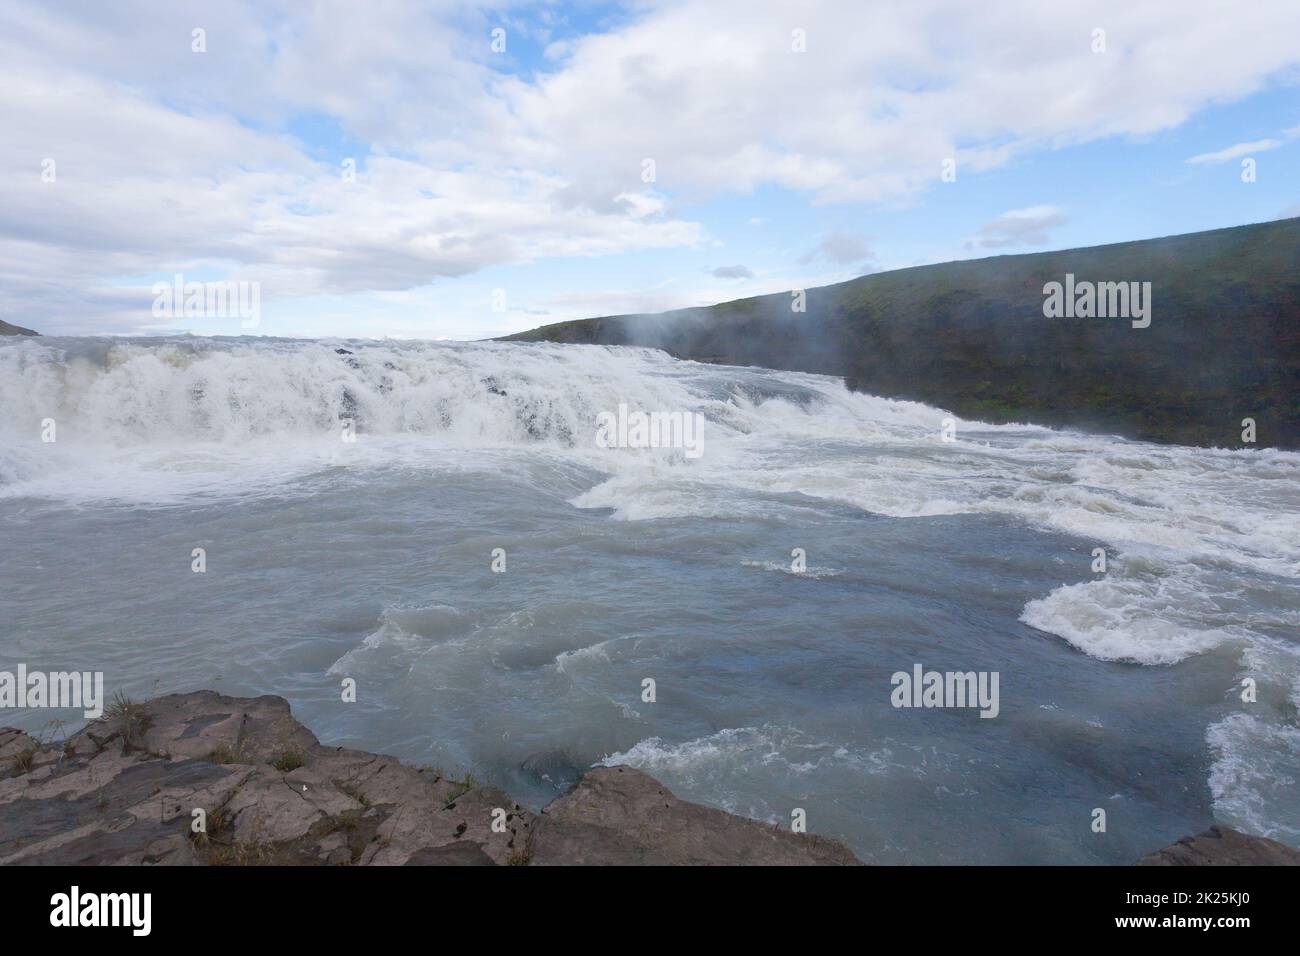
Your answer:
3;0;1299;339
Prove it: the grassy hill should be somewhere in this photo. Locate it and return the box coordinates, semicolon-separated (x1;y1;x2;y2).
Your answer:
505;218;1300;449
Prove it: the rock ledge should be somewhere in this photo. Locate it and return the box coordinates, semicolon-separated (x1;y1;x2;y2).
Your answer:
1136;825;1300;866
6;692;1294;866
0;691;858;866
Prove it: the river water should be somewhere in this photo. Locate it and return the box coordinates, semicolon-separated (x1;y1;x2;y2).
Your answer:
1;336;1296;863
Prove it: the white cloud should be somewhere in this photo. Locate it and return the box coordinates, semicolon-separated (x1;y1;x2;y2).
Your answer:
1187;138;1283;164
801;232;875;268
4;0;1300;333
966;205;1068;249
1185;123;1300;163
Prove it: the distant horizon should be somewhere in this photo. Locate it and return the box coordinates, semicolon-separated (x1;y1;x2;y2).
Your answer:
8;212;1297;342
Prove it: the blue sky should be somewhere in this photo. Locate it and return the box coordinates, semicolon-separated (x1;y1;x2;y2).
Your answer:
3;1;1299;339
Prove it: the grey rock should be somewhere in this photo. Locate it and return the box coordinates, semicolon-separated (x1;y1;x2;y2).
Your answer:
0;692;528;866
528;765;861;865
0;691;859;866
18;692;1296;867
404;842;497;865
1137;826;1300;866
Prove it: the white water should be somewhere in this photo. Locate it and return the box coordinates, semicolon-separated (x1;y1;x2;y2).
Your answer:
2;335;1296;856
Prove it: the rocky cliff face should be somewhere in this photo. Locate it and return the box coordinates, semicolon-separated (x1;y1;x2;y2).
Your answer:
0;691;857;866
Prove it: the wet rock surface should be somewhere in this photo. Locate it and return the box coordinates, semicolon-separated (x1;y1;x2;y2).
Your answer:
530;764;861;865
0;691;855;866
7;692;1290;866
1136;826;1300;866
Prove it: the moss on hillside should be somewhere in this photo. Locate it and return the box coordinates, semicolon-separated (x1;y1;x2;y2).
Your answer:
505;218;1300;449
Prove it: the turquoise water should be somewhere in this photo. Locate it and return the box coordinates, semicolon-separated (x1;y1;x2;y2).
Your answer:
2;336;1297;863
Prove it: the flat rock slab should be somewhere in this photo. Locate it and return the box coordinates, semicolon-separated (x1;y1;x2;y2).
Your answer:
529;765;860;865
1136;826;1300;866
0;691;856;866
0;691;529;866
14;691;1286;866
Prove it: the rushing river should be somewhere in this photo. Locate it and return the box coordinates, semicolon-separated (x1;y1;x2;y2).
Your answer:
2;335;1296;863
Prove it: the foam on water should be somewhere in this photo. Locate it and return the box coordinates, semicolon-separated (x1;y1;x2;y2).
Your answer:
742;560;844;579
599;725;894;819
3;335;1297;848
326;603;467;677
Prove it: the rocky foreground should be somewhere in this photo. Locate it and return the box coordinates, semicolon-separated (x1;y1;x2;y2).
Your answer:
0;691;857;865
1135;826;1300;866
2;691;1295;866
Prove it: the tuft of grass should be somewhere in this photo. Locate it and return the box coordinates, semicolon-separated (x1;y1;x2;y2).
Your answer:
9;747;37;777
323;814;360;835
190;806;229;847
505;824;534;867
444;770;476;804
207;840;273;866
336;780;371;808
270;750;307;773
103;691;151;750
206;744;247;765
208;807;228;836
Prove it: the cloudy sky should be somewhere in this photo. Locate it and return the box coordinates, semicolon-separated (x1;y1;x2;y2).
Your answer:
5;0;1300;338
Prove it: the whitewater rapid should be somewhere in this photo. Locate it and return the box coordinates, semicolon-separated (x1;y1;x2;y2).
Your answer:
1;335;1296;851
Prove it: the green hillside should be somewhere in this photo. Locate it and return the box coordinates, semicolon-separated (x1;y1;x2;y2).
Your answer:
505;218;1300;449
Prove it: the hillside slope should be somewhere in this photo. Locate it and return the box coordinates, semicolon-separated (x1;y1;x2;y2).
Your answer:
506;218;1300;449
0;320;38;336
